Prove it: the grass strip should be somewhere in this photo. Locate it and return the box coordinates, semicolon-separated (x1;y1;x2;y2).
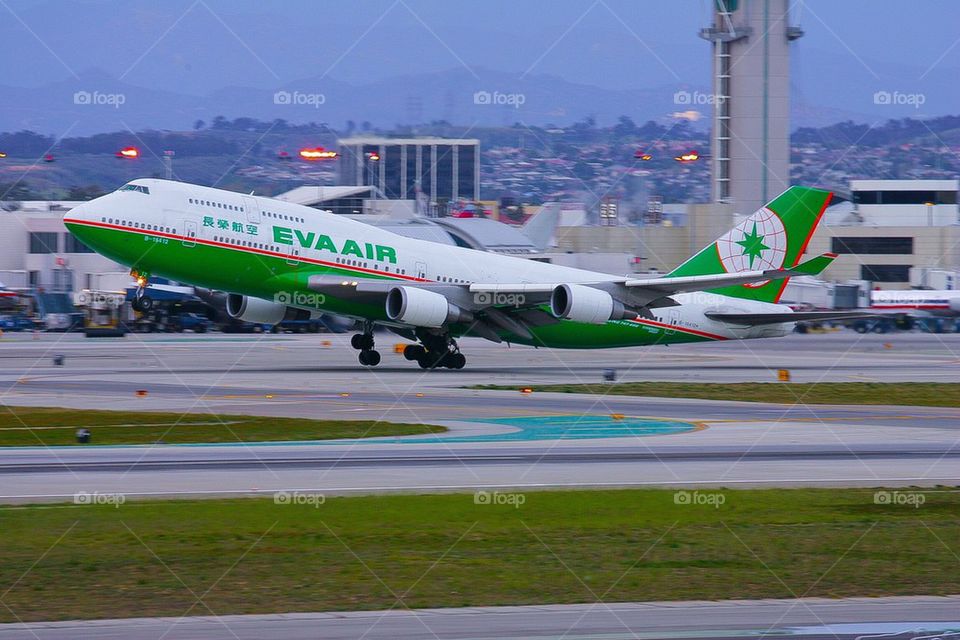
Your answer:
0;406;445;446
1;487;958;621
470;382;960;407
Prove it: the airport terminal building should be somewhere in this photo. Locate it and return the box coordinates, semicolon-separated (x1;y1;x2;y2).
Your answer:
805;179;960;288
337;136;480;203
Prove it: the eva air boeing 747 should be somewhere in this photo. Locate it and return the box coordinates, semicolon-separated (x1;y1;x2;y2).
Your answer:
64;179;862;369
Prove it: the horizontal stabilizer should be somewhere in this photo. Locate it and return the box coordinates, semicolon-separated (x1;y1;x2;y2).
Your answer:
625;253;839;296
706;310;873;326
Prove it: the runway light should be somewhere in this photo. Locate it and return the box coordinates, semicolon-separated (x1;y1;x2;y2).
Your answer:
394;343;406;354
116;146;140;159
777;369;791;382
611;413;625;420
265;394;274;399
0;152;7;158
415;392;424;397
340;392;350;397
322;340;331;347
520;387;533;394
674;150;700;163
135;389;148;397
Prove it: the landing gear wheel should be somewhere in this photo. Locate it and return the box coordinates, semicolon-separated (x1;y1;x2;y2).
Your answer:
358;349;381;366
351;333;374;350
447;353;466;369
403;344;425;361
132;296;153;312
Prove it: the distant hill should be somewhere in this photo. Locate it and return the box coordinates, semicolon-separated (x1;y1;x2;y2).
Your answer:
0;65;900;136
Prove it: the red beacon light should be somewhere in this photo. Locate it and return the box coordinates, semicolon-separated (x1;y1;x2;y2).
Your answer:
43;153;55;163
299;147;338;160
116;146;140;159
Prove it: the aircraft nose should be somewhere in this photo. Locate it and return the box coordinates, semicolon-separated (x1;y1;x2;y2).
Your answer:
63;200;100;247
65;201;91;223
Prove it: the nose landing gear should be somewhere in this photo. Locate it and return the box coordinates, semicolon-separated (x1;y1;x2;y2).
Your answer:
130;270;153;312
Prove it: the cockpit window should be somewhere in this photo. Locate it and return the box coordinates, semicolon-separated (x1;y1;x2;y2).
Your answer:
118;184;150;194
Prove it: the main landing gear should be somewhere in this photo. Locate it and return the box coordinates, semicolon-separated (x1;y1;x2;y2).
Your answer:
403;330;466;370
350;326;466;370
351;324;381;366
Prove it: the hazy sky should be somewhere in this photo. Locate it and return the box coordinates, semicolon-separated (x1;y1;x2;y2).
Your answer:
3;0;958;93
2;0;958;133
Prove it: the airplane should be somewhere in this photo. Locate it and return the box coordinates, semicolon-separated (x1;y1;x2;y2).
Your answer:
63;179;865;369
869;289;960;317
865;288;960;332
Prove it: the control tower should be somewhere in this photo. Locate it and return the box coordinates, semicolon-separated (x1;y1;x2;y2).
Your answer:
700;0;803;214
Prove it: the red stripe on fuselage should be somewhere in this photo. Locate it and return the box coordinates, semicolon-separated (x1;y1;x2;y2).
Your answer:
630;317;729;341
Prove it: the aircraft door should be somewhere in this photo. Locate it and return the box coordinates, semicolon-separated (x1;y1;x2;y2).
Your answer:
664;309;680;335
183;220;197;248
415;261;427;280
242;196;261;224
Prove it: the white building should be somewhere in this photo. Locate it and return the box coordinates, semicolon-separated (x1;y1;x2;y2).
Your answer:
806;179;960;288
849;179;958;226
0;202;130;292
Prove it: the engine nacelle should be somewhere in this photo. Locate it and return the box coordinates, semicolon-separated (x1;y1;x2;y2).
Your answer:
550;284;634;324
385;286;471;328
225;294;316;325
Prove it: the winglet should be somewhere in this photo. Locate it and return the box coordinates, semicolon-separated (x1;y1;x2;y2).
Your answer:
791;252;838;277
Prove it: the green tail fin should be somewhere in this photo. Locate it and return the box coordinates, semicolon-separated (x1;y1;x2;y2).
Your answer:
666;186;833;303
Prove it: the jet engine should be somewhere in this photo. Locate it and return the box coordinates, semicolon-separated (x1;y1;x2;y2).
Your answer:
385;286;471;328
550;284;635;324
225;294;318;325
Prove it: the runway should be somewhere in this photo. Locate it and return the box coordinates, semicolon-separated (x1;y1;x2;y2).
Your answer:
0;332;958;501
3;596;959;640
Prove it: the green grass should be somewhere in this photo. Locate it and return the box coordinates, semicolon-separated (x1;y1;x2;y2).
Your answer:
470;382;960;407
0;407;445;446
1;487;959;621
